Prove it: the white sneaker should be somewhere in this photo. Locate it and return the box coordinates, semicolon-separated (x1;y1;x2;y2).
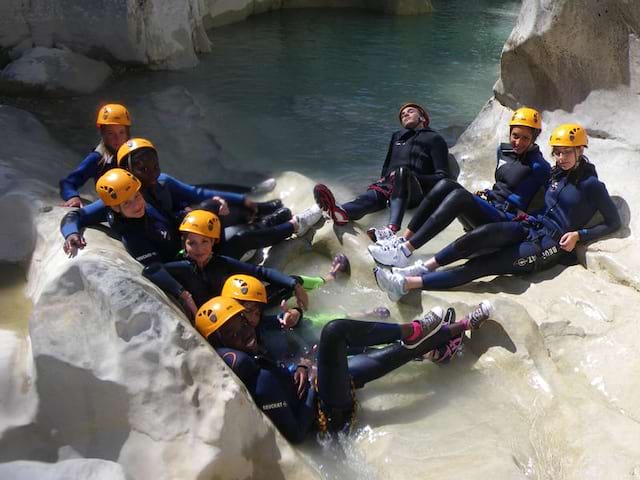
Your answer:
295;205;323;236
373;266;407;302
368;242;411;267
393;260;428;277
467;300;494;329
366;226;396;244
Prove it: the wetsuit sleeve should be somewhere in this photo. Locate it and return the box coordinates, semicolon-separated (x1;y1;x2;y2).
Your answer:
505;152;552;211
59;151;102;201
219;256;298;290
142;261;189;297
579;179;621;242
59;199;109;238
160;174;246;206
413;134;451;187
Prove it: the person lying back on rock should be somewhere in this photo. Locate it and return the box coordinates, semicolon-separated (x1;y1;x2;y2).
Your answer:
61;139;324;261
117;138;321;238
142;210;351;318
368;106;551;268
118;138;323;259
374;123;621;301
59;104;132;208
313;102;452;235
61;168;182;265
195;296;494;444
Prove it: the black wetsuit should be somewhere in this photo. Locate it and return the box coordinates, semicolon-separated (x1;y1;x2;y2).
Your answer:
406;144;551;249
341;127;450;227
60;199;180;265
218;320;453;443
418;160;621;289
142;254;298;308
59;143;115;202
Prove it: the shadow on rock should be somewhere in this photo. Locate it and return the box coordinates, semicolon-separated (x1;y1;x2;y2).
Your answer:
0;355;130;463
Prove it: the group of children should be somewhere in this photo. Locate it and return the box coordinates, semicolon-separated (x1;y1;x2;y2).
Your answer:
57;100;619;444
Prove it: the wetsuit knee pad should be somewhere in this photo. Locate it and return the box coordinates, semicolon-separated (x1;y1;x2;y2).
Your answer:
319;319;349;345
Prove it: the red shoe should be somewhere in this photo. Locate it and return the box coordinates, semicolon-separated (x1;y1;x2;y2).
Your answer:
313;184;349;225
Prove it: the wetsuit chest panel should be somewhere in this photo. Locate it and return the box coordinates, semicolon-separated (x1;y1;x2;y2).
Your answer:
540;175;597;234
114;205;181;264
387;129;436;175
492;145;535;203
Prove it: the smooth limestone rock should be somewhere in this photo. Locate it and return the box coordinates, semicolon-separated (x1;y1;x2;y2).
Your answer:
0;459;127;480
0;47;112;96
0;205;317;480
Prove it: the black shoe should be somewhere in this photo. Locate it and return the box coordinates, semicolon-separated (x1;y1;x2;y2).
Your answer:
257;207;292;228
255;199;284;215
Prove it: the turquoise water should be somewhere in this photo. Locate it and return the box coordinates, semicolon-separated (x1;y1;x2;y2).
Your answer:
6;1;519;191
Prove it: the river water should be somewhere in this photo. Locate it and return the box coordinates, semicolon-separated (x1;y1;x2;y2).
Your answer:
6;0;520;192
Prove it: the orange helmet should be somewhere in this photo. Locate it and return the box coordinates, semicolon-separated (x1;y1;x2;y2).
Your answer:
95;168;141;206
116;138;156;168
221;275;267;303
549;123;588;148
179;210;221;242
195;296;245;339
96;104;131;127
509;107;542;130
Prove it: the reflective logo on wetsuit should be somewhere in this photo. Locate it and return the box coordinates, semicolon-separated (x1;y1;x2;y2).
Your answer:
541;246;558;259
263;401;288;411
514;255;536;267
514;246;558;267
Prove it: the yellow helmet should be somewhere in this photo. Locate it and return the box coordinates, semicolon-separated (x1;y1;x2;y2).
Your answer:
179;210;221;242
117;138;156;168
196;296;245;339
549;123;588;148
509;107;542;130
221;275;267;304
95;168;141;206
398;102;430;127
96;104;131;127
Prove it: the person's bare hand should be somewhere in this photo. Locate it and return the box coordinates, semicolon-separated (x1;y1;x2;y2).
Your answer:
63;233;86;258
559;231;579;252
179;290;198;320
62;197;83;208
279;300;301;329
212;196;229;216
293;284;309;311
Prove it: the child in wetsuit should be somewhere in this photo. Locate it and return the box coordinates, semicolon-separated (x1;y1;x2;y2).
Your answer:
196;296;494;443
59;103;132;208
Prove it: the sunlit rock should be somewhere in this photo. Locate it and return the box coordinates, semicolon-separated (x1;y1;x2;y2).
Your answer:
0;47;111;96
0;459;127;480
